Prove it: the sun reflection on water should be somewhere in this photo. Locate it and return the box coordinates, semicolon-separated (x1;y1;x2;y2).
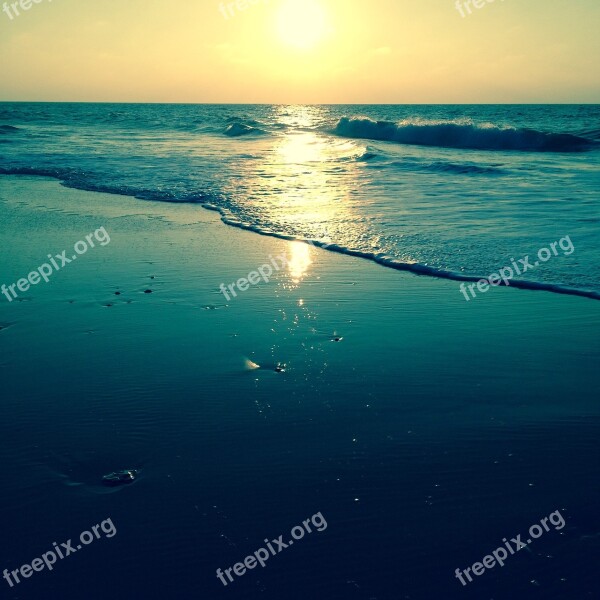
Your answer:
286;241;312;284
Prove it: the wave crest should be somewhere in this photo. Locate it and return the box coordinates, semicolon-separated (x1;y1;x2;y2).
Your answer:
224;123;265;137
332;117;595;152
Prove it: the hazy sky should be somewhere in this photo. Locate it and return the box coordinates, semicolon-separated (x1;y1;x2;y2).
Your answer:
0;0;598;103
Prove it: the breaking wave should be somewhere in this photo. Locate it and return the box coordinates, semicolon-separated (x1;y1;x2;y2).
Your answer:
224;122;266;137
332;117;596;152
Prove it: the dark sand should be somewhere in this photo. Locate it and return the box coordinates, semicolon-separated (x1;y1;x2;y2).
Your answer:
0;175;599;599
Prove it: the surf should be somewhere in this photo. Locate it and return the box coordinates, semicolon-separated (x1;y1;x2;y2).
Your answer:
332;117;596;152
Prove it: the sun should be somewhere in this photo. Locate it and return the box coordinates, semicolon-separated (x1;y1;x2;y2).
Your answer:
276;0;329;50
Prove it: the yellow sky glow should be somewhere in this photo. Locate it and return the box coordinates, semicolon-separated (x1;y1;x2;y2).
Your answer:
0;0;598;102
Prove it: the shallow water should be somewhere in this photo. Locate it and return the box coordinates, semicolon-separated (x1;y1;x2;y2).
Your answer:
1;103;599;297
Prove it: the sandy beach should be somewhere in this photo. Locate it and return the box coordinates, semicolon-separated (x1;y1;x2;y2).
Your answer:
1;174;599;599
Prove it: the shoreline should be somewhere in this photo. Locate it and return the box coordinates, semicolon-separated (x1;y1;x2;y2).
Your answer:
1;170;598;302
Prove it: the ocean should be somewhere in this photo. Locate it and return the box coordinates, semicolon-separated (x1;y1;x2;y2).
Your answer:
1;103;599;297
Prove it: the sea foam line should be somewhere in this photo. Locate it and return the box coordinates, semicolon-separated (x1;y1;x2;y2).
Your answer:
2;171;598;302
203;203;600;302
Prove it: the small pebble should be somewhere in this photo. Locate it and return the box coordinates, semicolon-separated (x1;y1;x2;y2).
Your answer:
102;469;138;487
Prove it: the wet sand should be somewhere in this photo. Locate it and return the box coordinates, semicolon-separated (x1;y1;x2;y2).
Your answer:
0;175;599;600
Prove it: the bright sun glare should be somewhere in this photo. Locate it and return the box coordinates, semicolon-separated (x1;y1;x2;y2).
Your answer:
277;0;329;50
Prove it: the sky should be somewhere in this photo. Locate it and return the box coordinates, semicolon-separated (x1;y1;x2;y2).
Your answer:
0;0;598;103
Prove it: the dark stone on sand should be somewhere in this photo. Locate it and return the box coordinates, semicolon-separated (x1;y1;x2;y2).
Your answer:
102;469;138;487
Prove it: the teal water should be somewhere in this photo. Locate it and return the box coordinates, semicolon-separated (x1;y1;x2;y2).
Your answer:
1;103;599;296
